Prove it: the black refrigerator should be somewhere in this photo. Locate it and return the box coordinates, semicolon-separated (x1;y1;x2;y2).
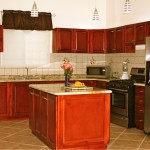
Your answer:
144;37;150;135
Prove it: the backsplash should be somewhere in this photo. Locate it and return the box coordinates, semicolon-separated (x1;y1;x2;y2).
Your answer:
105;48;146;78
0;49;145;77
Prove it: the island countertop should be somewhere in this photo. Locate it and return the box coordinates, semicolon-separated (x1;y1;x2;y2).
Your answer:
29;83;112;95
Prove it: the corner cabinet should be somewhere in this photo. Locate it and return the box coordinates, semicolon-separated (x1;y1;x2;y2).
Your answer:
135;86;145;130
107;27;124;53
124;24;135;53
0;25;3;52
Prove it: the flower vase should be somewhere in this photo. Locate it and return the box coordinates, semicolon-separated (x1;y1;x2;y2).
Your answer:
65;74;70;87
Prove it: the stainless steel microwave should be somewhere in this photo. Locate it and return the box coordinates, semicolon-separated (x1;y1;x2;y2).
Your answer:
86;65;111;78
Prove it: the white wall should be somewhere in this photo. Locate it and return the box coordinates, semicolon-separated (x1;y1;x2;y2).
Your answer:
0;0;106;29
107;0;150;28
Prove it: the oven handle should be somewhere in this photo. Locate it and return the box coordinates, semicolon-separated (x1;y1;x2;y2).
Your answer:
108;88;128;93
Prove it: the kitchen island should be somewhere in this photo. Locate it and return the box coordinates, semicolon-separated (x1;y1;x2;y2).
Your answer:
29;83;112;150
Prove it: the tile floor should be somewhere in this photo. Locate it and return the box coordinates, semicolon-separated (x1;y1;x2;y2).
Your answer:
0;119;150;150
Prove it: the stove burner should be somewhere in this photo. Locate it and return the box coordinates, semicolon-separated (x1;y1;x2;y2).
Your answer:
108;79;134;91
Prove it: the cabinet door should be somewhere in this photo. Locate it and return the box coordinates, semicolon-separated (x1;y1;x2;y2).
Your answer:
40;92;48;143
53;28;74;53
0;25;3;52
0;83;9;118
34;90;41;137
96;81;108;89
107;28;116;53
146;21;150;37
90;30;106;53
116;27;124;53
13;82;30;117
74;29;89;53
135;22;147;44
124;24;135;53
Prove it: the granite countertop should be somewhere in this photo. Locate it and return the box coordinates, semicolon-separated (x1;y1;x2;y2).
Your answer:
0;75;145;86
134;83;145;86
0;75;110;82
29;84;112;96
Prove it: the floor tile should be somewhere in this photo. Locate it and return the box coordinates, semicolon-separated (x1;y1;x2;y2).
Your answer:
0;119;149;149
0;140;18;149
109;139;141;148
10;143;46;149
139;141;150;149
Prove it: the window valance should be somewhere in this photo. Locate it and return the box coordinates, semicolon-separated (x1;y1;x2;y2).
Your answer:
2;10;53;30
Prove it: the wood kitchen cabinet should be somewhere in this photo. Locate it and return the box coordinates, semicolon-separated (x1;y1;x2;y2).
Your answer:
0;25;3;52
89;29;106;53
53;28;107;54
74;29;89;53
29;85;110;149
116;27;124;53
12;82;31;118
0;82;10;118
135;22;147;44
146;21;150;37
107;28;115;53
135;86;145;130
96;81;108;89
107;27;124;53
52;28;74;53
124;24;135;53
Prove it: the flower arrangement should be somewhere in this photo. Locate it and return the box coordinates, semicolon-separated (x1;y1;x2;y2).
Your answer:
60;58;73;77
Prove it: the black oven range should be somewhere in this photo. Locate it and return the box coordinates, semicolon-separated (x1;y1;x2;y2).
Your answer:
108;79;135;128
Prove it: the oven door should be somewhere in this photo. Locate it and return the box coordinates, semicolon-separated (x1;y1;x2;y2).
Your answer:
111;89;128;117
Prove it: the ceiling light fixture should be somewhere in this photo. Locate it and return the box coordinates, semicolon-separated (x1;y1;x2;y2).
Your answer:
31;1;38;17
124;0;132;14
92;0;99;20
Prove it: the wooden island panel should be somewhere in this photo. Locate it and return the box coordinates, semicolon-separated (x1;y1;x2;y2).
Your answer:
29;85;111;150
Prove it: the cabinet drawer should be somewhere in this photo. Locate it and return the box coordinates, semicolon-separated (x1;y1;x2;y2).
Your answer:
135;86;145;94
135;106;144;115
135;97;144;106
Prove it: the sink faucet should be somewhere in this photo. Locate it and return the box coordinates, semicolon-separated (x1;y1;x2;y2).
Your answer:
25;67;28;76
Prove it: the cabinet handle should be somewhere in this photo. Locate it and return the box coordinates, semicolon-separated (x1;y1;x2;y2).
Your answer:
42;96;48;101
30;92;34;95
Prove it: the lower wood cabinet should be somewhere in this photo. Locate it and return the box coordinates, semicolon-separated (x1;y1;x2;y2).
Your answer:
29;87;110;149
12;82;31;118
96;81;108;89
135;86;145;130
0;82;10;118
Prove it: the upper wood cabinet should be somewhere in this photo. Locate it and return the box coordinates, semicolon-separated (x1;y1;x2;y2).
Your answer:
74;29;90;53
0;25;3;52
52;28;74;53
116;27;124;53
89;29;106;53
107;28;115;53
124;24;135;53
146;21;150;37
135;22;147;44
107;27;124;53
53;28;106;53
